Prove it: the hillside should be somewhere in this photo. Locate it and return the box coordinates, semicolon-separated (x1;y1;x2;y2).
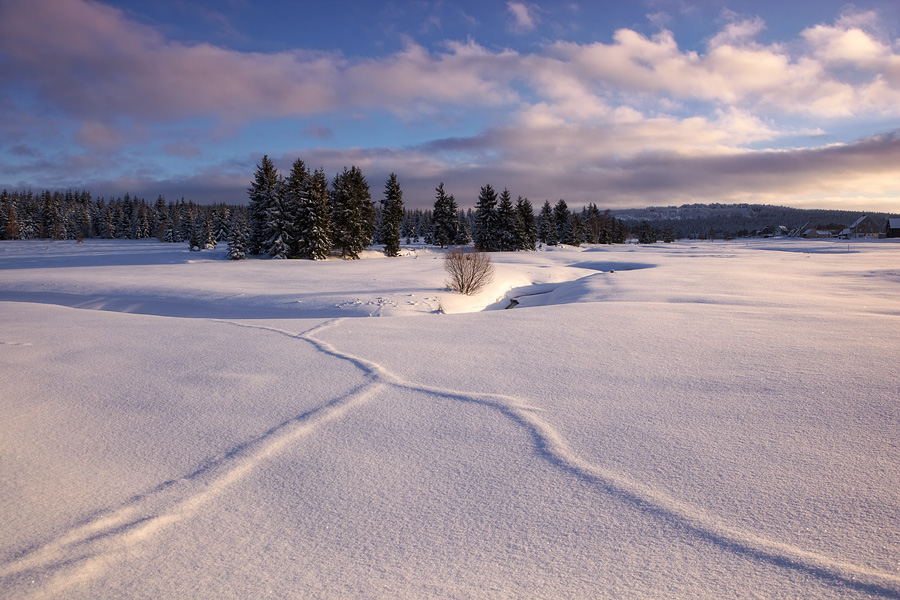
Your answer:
612;203;899;239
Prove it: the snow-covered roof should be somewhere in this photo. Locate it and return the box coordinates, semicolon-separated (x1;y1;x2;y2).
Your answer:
888;218;900;229
850;215;868;228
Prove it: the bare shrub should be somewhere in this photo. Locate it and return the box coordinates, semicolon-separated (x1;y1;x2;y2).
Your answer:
444;248;494;295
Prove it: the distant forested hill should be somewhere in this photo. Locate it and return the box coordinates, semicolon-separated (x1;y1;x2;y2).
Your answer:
611;203;900;239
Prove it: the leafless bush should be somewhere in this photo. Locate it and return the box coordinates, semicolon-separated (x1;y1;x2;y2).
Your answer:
444;248;494;295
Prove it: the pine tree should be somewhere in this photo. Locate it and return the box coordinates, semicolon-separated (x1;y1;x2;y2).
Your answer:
431;182;455;248
227;213;248;260
454;210;471;244
189;214;204;251
515;196;537;250
496;188;517;251
5;204;20;240
379;173;404;257
264;177;291;258
300;168;332;260
473;184;500;251
247;155;279;255
662;225;676;243
638;220;657;244
554;199;572;244
569;213;584;247
538;200;557;245
330;166;374;259
284;159;310;258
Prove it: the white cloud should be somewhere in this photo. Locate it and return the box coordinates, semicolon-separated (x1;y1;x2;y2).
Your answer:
507;2;537;33
3;0;900;210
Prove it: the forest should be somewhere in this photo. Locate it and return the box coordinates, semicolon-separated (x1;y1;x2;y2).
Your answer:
0;157;628;259
5;157;893;254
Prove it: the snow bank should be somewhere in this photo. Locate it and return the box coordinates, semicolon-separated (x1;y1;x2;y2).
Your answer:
1;238;899;599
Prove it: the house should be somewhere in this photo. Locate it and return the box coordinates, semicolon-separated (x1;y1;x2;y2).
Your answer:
802;228;832;238
886;218;900;239
840;215;881;239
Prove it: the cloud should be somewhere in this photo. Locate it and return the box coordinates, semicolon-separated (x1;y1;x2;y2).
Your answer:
507;2;537;33
2;1;899;212
303;125;334;141
74;121;128;153
162;142;203;158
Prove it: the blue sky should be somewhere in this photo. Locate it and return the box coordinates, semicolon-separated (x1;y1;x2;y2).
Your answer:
2;0;900;210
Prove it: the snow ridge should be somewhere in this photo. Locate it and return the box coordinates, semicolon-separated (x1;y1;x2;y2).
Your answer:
4;315;899;598
227;320;900;598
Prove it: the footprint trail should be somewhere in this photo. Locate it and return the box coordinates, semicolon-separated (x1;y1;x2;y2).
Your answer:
4;317;899;598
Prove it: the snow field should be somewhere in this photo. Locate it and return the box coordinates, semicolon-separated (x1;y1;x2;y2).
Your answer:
1;238;899;598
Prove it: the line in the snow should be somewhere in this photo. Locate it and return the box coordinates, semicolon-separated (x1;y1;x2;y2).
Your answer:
0;318;383;598
238;319;900;598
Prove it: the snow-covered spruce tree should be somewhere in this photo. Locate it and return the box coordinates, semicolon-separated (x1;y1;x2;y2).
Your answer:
214;205;231;242
263;177;291;258
638;220;657;244
189;214;204;251
454;210;471;244
554;199;572;245
496;188;517;251
247;155;279;255
431;182;455;248
473;184;500;252
538;200;557;246
226;213;249;260
283;158;310;259
330;166;375;259
379;173;404;257
663;225;676;243
300;168;332;260
401;210;415;244
5;204;20;240
515;196;537;250
568;213;584;247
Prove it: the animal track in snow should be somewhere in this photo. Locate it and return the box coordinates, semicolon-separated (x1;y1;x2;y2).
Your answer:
4;317;899;599
223;319;900;598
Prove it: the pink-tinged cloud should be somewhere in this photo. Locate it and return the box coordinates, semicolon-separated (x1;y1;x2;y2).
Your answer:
0;0;516;126
74;121;127;153
162;142;203;158
3;0;900;127
507;2;537;33
303;125;334;141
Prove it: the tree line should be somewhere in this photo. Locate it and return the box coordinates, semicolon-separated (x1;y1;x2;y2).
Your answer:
0;188;239;244
234;156;629;260
0;158;630;254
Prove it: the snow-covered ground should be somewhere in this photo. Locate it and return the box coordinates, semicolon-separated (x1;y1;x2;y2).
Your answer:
1;238;898;599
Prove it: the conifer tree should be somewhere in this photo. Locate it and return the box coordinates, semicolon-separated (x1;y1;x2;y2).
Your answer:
538;200;557;245
5;204;20;240
189;214;204;251
379;173;404;257
454;210;471;244
263;177;291;258
473;184;500;251
431;182;456;248
496;188;517;251
227;213;248;260
515;196;537;250
330;166;374;259
569;213;584;247
247;155;279;255
554;199;572;244
284;159;310;258
300;168;332;260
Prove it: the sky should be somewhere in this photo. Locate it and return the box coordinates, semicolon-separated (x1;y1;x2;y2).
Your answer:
2;0;900;211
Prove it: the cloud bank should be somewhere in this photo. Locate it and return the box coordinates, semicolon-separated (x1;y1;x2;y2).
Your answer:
1;0;899;210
